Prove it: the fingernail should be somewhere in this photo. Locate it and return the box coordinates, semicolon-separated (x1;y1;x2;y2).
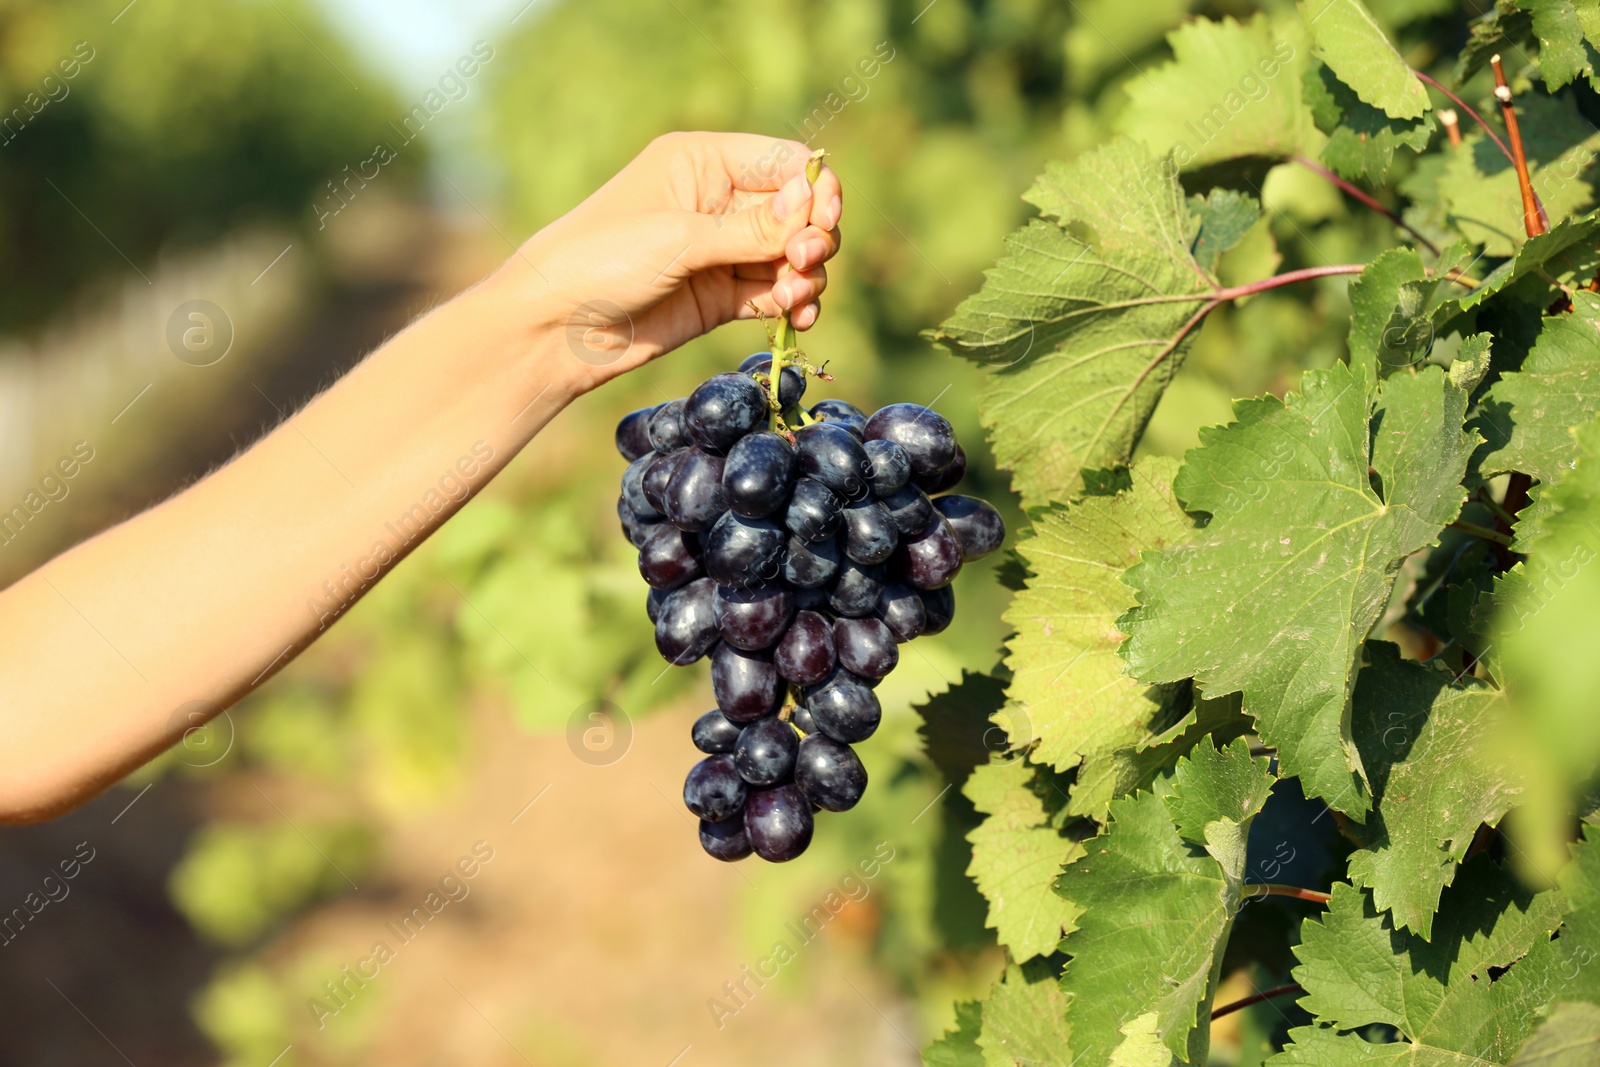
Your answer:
824;194;842;229
773;278;797;308
773;173;812;220
794;236;827;270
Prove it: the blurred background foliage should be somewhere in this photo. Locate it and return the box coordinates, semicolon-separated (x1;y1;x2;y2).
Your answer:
0;0;1545;1065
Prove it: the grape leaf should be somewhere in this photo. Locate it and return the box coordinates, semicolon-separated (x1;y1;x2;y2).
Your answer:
1275;857;1567;1064
1191;190;1263;271
1459;0;1538;85
976;962;1076;1067
926;138;1216;509
1440;211;1600;319
1348;642;1522;938
1510;1001;1600;1066
1478;291;1600;498
965;758;1086;961
1057;738;1275;1065
1347;244;1476;375
1002;458;1201;821
1301;0;1431;120
1305;62;1435;184
925;1001;986;1067
1438;92;1600;256
1116;14;1314;172
1122;361;1477;816
1523;0;1600;91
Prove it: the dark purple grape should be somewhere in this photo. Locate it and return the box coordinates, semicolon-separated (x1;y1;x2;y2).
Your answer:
643;450;685;513
647;399;691;453
693;709;743;754
744;784;814;861
934;494;1006;560
704;512;787;589
664;447;728;532
616;405;658;461
916;444;967;494
795;423;872;500
784;477;844;541
783;534;840;588
834;617;898;680
722;432;798;518
646;587;668;625
711;643;784;722
877;582;927;642
842;498;898;564
714;584;794;651
805;669;881;743
795;735;868;812
684;755;746;821
790;703;817;734
734;717;799;786
880;483;935;537
699;817;752;861
739;352;806;409
622;451;662;519
828;559;886;617
638;525;704;591
775;610;837;686
685;373;769;453
864;439;911;495
618;496;664;549
810;399;867;437
895;513;963;589
921;586;955;635
655;578;719;665
864;403;957;478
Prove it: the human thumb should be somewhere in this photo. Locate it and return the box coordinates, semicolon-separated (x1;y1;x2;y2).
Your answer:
688;171;812;269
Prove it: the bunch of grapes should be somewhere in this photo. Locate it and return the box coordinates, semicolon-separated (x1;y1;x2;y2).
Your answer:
614;351;1004;862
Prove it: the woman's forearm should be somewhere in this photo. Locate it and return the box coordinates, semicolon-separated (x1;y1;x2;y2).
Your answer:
0;260;567;821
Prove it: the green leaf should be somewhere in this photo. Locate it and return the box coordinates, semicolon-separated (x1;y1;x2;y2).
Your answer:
1438;92;1600;257
1478;292;1600;498
1524;0;1600;91
1057;738;1275;1066
1301;0;1431;120
1278;857;1566;1064
1002;458;1202;820
918;671;1012;788
1190;190;1263;271
1116;15;1314;172
1441;211;1600;318
926;138;1215;509
1459;1;1539;85
1306;63;1435;184
1491;421;1600;874
1348;247;1428;374
925;1001;986;1067
977;962;1076;1067
965;758;1086;961
1510;1001;1600;1066
1348;642;1521;938
1122;362;1477;815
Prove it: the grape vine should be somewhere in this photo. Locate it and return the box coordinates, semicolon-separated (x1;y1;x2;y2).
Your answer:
921;2;1600;1064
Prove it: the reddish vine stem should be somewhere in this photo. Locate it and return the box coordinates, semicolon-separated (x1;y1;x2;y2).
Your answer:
1213;263;1367;300
1243;883;1333;904
1413;70;1514;164
1293;156;1440;256
1211;983;1304;1021
1413;68;1549;228
1491;55;1548;238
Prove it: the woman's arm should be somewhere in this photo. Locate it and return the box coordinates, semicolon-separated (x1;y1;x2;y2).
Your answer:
0;131;842;822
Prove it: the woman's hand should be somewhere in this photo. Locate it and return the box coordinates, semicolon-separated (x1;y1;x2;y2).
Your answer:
514;131;844;392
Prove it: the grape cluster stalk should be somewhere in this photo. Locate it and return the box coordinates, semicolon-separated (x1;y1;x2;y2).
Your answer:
614;349;1004;862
